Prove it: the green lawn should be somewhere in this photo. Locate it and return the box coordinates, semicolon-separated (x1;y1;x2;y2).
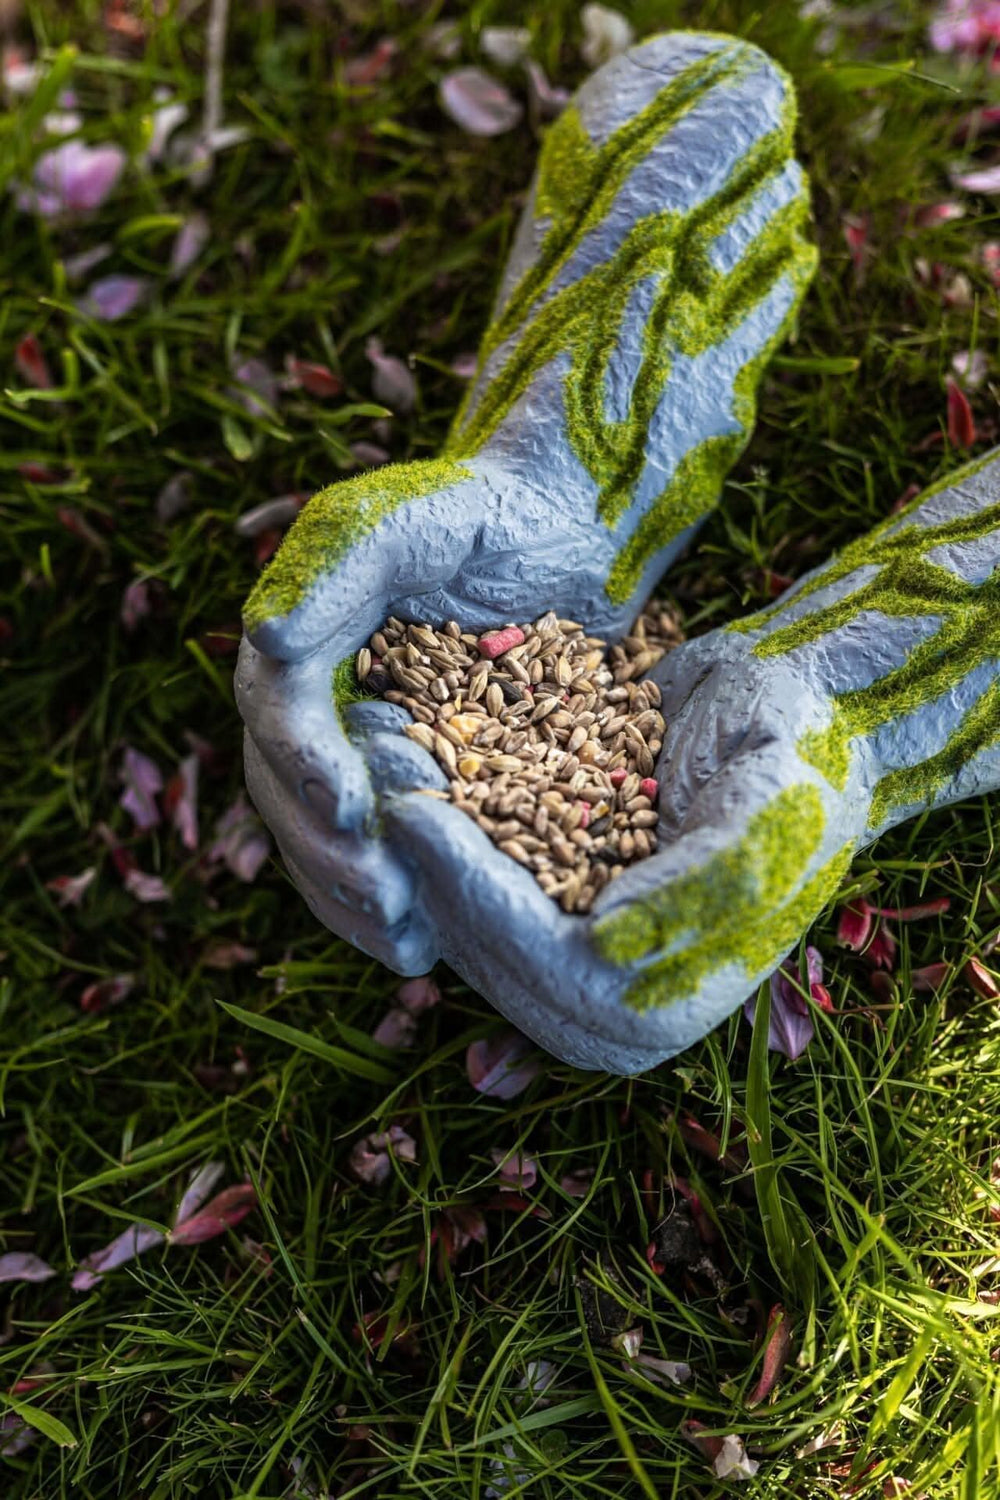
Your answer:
4;1;1000;1495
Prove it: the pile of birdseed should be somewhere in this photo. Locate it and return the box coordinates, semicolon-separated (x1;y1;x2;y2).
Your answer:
356;605;683;914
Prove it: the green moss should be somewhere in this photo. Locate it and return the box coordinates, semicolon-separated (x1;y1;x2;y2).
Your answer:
593;783;843;1010
243;459;472;631
730;460;1000;816
446;45;816;594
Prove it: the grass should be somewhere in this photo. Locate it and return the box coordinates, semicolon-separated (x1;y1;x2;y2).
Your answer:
4;0;1000;1495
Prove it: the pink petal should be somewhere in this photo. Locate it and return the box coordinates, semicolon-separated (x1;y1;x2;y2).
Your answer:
120;577;151;632
947;376;977;447
72;1221;164;1290
837;899;874;950
371;1007;417;1049
63;242;113;284
284;355;343;398
396;974;441;1014
490;1147;537;1191
865;922;898;971
208;794;272;882
163;752;199;850
15;333;52;389
911;961;952;991
559;1168;593;1198
524;59;569;119
175;1161;226;1226
234;494;304;538
953;163;1000;194
872;897;952;920
964;956;1000;998
451;351;478;379
466;1030;539;1098
123;867;171;903
0;1252;56;1285
80;972;135;1013
952;349;989;389
169;1183;256;1246
169;211;210;278
118;746;163;831
364;336;416;413
747;1303;792;1406
46;867;96;907
914;199;966;226
439;67;523;136
79;274;150;321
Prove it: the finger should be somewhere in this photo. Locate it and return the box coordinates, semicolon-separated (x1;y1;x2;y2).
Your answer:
236;633;374;832
382;789;683;1072
282;842;439;977
242;460;486;664
243;732;414;926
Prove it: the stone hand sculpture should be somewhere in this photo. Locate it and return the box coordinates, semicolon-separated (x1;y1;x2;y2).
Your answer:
235;29;887;1073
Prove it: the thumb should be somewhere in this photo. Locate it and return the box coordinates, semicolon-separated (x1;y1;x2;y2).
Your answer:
243;457;485;663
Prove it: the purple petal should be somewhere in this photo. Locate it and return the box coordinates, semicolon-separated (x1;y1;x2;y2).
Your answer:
79;274;150;321
371;1007;418;1049
119;746;163;831
63;242;112;284
166;753;199;851
209;794;272;882
72;1221;164;1290
169;211;210;278
123;868;171;903
349;1126;417;1185
26;140;126;217
490;1147;537;1190
230;356;278;418
1;1412;37;1457
120;577;151;632
953;163;1000;194
525;60;570;120
0;1252;56;1285
466;1031;539;1098
364;337;416;413
169;1183;256;1246
439;67;523;136
396;974;442;1014
175;1161;226;1227
744;962;816;1061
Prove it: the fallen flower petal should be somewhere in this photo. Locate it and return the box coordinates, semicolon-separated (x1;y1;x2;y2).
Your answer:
344;37;398;87
0;1252;56;1285
866;921;898;970
559;1168;594;1198
208;794;271;882
581;3;635;68
284;355;343;398
169;1183;256;1246
490;1147;537;1191
914;199;966;226
156;470;194;522
15;333;52;389
439;66;523;137
123;867;171;903
120;577;151;632
612;1326;643;1359
146;91;189;163
46;867;96;907
119;746;163;831
466;1030;539;1098
364;336;416;413
396;974;441;1014
72;1221;164;1290
230;355;278;418
80;972;135;1013
79;274;150;321
953;163;1000;194
17;139;126;217
714;1433;759;1481
163;752;199;850
481;26;530;67
746;946;825;1060
371;1007;418;1049
175;1161;226;1226
681;1420;724;1463
168;210;210;278
911;961;952;991
1;1412;37;1458
842;212;870;280
873;897;951;920
201;940;257;969
234;494;304;538
947;376;977;448
634;1353;692;1386
965;956;1000;998
837;899;874;951
747;1304;792;1407
349;1126;418;1186
351;440;390;467
952;349;989;389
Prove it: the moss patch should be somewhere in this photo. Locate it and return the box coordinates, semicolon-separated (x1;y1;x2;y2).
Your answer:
243;459;471;631
593;783;844;1010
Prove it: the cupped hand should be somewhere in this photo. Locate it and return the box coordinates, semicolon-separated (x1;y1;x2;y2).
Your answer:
236;30;815;980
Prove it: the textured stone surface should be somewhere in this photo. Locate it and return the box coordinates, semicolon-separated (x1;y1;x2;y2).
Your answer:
235;31;872;1073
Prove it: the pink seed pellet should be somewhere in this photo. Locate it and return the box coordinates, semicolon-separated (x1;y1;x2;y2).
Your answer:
478;625;525;660
579;803;591;829
609;768;627;788
639;778;658;801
